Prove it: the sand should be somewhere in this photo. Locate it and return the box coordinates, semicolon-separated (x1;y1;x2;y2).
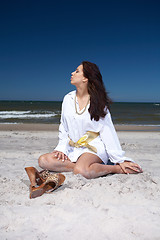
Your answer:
0;124;160;240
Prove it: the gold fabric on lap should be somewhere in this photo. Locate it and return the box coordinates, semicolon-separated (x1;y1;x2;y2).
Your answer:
69;131;99;153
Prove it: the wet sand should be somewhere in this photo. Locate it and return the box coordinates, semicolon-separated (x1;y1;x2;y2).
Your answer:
0;123;160;132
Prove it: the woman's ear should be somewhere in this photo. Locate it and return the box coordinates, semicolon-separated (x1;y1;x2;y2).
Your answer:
82;77;88;83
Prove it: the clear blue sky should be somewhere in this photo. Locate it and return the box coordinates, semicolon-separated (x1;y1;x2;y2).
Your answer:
0;0;159;102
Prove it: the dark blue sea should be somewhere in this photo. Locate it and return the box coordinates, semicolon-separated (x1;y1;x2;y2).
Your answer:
0;101;160;126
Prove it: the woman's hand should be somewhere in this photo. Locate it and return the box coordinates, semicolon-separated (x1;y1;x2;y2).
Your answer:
52;151;70;162
119;161;143;174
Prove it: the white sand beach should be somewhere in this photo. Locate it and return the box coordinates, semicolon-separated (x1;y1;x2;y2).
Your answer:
0;124;160;240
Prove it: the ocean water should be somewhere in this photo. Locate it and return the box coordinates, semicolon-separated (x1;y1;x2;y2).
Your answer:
0;101;61;124
0;101;160;125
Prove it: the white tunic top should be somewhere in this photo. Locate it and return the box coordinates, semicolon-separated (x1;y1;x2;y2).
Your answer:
54;90;133;164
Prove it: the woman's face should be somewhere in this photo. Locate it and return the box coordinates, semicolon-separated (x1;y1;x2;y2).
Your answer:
71;64;87;86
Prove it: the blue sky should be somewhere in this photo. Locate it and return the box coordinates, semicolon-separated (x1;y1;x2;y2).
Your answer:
0;0;160;102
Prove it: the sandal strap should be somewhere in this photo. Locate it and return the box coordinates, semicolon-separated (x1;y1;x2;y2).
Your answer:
44;174;59;193
39;170;51;179
40;171;59;186
45;173;59;186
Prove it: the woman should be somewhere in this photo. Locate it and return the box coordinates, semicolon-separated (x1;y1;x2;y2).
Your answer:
38;61;143;179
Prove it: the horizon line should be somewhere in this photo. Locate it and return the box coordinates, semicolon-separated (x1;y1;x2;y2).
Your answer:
0;99;159;103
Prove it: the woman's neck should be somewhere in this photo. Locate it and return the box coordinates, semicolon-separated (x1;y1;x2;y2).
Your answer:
76;85;89;99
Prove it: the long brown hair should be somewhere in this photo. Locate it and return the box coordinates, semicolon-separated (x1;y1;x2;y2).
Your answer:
82;61;112;121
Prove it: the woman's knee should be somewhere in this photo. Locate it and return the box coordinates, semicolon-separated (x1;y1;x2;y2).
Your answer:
38;154;48;169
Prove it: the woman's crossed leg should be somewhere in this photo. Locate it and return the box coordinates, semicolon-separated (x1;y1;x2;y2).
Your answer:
38;151;126;179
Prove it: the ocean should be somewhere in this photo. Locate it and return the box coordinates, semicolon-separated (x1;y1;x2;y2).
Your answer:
0;101;160;126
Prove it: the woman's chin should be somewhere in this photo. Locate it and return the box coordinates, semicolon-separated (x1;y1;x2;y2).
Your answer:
71;81;75;86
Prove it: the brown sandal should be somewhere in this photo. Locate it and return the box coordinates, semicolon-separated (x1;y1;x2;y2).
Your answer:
29;173;65;199
25;167;65;199
25;167;52;187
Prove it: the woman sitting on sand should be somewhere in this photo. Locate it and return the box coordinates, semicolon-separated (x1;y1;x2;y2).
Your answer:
38;61;142;179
